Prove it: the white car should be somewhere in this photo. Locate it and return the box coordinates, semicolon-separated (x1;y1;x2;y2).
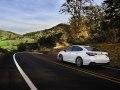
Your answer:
57;45;110;67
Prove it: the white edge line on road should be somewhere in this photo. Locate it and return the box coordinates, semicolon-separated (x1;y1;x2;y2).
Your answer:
13;53;38;90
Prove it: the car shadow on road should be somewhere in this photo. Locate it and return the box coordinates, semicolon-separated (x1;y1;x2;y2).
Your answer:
60;61;106;71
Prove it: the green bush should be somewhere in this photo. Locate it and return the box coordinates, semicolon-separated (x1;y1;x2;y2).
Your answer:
37;30;63;48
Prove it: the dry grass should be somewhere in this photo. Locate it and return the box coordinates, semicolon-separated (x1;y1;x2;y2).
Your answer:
48;47;67;55
93;43;120;68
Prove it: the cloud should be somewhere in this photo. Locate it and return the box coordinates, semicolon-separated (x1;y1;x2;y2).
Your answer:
0;0;103;34
0;15;68;34
0;0;69;34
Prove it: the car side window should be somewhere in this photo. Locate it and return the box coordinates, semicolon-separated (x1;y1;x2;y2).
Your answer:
72;46;83;51
66;46;73;52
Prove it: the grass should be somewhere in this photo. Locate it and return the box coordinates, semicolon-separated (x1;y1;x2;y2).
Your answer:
0;38;34;51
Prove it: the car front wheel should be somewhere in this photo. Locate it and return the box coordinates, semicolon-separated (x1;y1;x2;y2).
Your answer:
58;55;63;62
76;57;83;67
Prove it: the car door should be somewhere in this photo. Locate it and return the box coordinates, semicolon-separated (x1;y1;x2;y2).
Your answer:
63;46;73;62
69;46;83;63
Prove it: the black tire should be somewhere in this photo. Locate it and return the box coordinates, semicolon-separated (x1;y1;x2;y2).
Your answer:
76;57;83;67
89;62;96;67
58;55;63;62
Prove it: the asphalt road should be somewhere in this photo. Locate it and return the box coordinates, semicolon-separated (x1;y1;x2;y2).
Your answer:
0;52;120;90
0;54;29;90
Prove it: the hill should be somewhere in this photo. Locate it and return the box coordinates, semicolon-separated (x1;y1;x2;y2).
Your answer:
23;23;70;39
0;23;69;51
0;30;34;51
0;30;22;40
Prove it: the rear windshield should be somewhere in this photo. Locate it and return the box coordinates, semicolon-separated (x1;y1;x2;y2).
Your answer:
84;47;100;51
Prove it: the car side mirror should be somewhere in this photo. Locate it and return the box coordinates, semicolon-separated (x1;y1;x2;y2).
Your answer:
64;50;66;52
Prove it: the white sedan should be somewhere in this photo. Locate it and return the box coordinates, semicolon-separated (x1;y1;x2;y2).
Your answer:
57;45;110;67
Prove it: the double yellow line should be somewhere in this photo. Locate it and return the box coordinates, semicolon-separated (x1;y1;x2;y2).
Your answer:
32;54;120;84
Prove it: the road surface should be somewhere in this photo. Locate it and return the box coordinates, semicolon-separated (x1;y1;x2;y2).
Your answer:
0;52;120;90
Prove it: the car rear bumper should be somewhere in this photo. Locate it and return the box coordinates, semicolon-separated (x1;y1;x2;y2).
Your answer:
89;62;110;66
95;62;110;65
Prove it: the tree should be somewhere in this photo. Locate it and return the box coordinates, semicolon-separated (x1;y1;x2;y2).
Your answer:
85;4;108;43
60;0;95;43
37;30;63;48
103;0;120;42
17;43;26;51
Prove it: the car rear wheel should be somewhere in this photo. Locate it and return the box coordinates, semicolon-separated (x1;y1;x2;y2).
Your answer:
58;55;63;62
76;57;83;67
89;62;96;67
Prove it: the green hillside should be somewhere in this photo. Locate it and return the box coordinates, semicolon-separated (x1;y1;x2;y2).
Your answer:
0;30;22;40
0;30;34;51
23;23;69;40
0;24;69;51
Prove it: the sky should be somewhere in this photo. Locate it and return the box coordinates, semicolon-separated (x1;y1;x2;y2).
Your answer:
0;0;103;34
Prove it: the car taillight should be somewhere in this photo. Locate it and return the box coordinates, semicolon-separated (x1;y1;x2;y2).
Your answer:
86;52;97;56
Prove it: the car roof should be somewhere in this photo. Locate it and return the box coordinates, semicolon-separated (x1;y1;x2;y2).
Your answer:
71;45;90;48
